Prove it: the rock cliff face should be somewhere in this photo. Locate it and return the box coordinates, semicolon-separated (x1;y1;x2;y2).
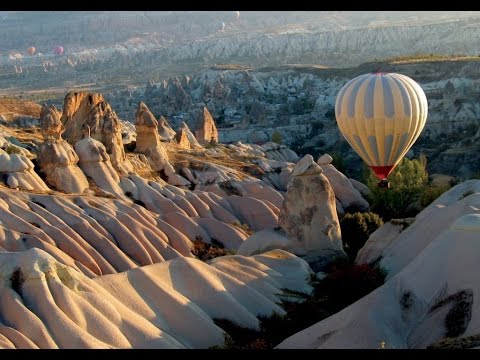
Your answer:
61;91;132;175
3;12;480;88
37;104;89;194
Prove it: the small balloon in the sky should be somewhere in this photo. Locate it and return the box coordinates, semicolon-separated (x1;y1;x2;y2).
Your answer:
234;11;240;20
27;46;36;56
54;46;64;55
220;22;226;31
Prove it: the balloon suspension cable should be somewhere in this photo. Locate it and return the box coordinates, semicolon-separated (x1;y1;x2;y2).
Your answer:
377;178;390;189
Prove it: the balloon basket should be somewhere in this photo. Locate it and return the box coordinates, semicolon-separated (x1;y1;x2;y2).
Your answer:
377;179;390;188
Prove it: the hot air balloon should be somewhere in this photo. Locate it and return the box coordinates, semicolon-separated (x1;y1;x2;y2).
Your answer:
234;11;240;20
335;72;428;188
54;46;64;55
220;22;226;32
27;46;36;56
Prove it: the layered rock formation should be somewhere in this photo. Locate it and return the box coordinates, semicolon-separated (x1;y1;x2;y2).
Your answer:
74;128;124;198
134;102;173;174
39;103;64;140
60;91;132;175
0;248;313;348
278;213;480;349
176;121;202;150
278;155;346;270
0;137;50;192
157;116;176;142
37;104;89;194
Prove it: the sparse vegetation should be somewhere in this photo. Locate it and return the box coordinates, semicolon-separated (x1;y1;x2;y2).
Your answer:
420;184;451;207
213;262;387;349
316;263;387;313
205;139;218;149
330;152;346;174
192;237;233;262
400;291;414;311
10;268;24;299
271;130;282;145
4;144;22;155
218;180;242;196
444;291;473;338
427;334;480;350
387;53;476;64
85;176;116;199
460;190;475;199
429;289;473;339
231;221;254;236
339;212;384;260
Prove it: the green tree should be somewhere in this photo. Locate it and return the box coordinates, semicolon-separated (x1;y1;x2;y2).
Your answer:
330;152;346;175
340;212;384;260
365;157;428;221
271;130;282;145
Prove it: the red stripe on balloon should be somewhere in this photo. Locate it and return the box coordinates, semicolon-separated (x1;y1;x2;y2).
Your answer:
369;165;394;180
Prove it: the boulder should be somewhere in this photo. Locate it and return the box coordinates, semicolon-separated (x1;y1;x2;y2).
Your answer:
318;161;369;212
158;116;176;142
278;155;346;270
317;154;333;165
176;122;202;150
194;107;218;145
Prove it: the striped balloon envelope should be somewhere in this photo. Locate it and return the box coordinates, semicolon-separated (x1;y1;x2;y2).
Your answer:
335;72;428;181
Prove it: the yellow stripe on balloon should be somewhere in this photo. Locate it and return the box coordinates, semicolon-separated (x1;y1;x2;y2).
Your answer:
335;72;428;171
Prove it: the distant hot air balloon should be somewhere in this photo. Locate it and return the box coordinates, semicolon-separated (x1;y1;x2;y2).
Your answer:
220;22;226;32
234;11;240;20
53;46;64;55
335;72;428;187
27;46;36;56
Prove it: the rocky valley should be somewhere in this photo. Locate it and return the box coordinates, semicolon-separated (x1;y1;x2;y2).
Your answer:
100;59;480;180
0;11;479;350
0;88;477;348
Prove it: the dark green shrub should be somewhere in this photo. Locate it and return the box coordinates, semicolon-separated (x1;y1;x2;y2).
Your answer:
205;139;218;149
340;212;383;260
330;152;346;174
420;184;451;207
271;130;282;145
212;261;387;349
192;238;230;261
4;145;22;155
315;263;387;313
